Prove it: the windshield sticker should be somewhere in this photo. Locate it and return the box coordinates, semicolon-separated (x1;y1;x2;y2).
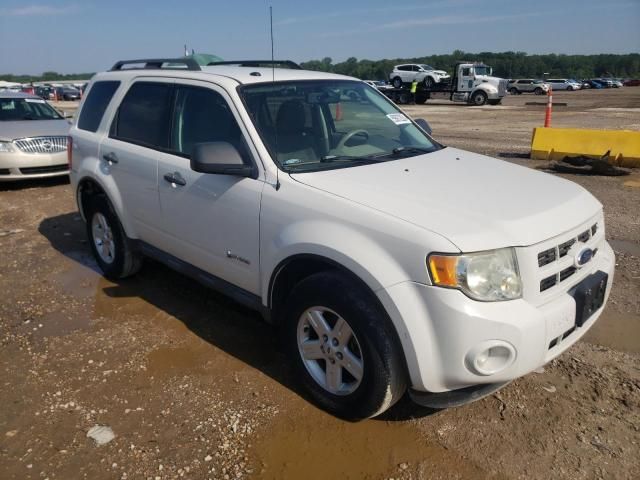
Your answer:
386;113;411;125
283;158;302;165
25;98;46;104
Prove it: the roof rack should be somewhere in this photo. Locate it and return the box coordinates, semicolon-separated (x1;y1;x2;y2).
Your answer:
110;58;202;71
207;60;301;70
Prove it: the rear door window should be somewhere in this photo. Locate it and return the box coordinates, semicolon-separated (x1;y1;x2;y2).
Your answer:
110;82;173;149
77;81;120;132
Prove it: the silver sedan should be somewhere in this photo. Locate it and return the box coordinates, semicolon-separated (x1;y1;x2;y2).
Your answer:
0;92;70;181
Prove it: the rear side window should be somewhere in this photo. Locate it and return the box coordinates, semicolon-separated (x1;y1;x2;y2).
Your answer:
111;82;172;148
77;81;120;132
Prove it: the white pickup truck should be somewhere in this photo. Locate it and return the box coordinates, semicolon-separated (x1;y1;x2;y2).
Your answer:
69;58;614;419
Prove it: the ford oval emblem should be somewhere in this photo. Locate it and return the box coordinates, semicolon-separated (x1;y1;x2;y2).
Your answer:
575;248;594;267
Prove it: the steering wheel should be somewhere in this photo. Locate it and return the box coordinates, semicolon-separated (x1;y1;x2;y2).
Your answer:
335;129;369;151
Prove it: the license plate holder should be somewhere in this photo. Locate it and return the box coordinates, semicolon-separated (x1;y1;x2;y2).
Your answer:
572;271;608;327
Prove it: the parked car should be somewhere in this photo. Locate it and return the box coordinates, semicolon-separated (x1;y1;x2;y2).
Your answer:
389;64;451;89
364;80;392;91
0;92;70;181
54;86;81;101
593;78;613;88
545;78;582;91
623;78;640;86
583;79;604;89
35;85;55;100
507;79;549;95
69;58;614;419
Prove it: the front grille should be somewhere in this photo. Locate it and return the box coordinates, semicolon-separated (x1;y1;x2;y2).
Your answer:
498;79;508;96
19;164;68;174
0;168;10;175
537;223;598;292
14;136;67;154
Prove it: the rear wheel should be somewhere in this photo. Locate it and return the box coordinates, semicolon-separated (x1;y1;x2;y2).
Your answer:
471;90;488;106
85;194;142;280
283;271;407;420
392;77;403;89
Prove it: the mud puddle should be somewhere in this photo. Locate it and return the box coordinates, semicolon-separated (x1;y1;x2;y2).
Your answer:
583;309;640;354
251;405;491;480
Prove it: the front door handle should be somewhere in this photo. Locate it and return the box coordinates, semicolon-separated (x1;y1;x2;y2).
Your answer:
102;152;119;164
163;171;186;187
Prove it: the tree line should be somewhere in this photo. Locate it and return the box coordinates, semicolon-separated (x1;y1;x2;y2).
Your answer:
300;51;640;81
2;51;639;83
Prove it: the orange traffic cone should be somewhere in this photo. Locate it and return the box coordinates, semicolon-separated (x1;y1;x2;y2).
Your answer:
335;102;343;121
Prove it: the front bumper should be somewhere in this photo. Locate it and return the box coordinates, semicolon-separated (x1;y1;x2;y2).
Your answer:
0;150;68;181
377;241;615;395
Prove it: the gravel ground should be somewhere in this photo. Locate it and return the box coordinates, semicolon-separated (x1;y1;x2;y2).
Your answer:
1;88;639;480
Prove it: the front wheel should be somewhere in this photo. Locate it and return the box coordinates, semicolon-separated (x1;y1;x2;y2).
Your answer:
392;77;403;88
470;90;488;106
423;76;435;89
85;194;142;280
283;271;407;420
534;87;544;95
567;86;574;91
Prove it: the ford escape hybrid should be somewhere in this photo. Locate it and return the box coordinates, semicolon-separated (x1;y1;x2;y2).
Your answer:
69;58;614;419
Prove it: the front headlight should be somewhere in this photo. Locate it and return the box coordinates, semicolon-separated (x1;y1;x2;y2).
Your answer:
0;141;15;153
428;248;522;301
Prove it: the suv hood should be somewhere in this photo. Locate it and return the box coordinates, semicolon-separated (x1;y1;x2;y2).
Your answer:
291;148;601;252
430;70;448;76
0;119;70;142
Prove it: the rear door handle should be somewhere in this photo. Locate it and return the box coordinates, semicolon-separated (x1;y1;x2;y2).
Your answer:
102;152;119;164
163;171;186;187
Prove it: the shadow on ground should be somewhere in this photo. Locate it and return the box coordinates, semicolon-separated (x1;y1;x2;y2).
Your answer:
38;211;438;421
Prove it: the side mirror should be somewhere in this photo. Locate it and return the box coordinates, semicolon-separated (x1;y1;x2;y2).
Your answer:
191;142;256;178
414;118;433;135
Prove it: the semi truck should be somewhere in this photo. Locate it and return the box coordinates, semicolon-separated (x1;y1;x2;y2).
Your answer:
382;61;508;106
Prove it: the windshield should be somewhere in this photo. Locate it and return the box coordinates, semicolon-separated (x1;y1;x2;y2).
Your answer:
239;80;440;172
0;97;62;121
474;66;492;76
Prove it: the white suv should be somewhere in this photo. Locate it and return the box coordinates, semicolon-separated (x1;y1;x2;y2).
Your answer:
69;58;614;419
389;64;450;89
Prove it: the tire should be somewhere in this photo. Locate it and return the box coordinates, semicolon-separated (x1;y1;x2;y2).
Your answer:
85;194;142;280
508;87;518;95
415;93;427;104
534;87;544;95
423;76;435;89
283;271;407;420
470;90;488;106
398;92;411;104
392;77;403;89
567;86;573;91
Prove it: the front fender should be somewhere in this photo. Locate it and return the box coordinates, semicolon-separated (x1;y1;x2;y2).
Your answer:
261;219;415;305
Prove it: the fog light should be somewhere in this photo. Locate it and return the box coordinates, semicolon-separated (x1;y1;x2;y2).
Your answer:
466;341;516;376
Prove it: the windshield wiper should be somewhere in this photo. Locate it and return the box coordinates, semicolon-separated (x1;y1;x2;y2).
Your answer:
319;155;384;164
391;146;433;155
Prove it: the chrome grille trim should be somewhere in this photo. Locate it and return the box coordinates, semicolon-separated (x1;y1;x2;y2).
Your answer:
13;136;67;154
516;215;604;305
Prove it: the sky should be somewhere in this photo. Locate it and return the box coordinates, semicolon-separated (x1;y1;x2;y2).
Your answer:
1;0;639;75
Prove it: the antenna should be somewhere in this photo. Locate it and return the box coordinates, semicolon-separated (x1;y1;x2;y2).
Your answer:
271;6;281;191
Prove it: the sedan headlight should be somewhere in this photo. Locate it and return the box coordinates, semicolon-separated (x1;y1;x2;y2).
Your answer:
428;248;522;301
0;141;15;153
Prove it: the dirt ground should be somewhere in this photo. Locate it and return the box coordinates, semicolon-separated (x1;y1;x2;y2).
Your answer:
1;88;639;480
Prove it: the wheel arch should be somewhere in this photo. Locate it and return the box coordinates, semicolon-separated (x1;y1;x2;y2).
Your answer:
76;174;137;238
268;253;412;384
